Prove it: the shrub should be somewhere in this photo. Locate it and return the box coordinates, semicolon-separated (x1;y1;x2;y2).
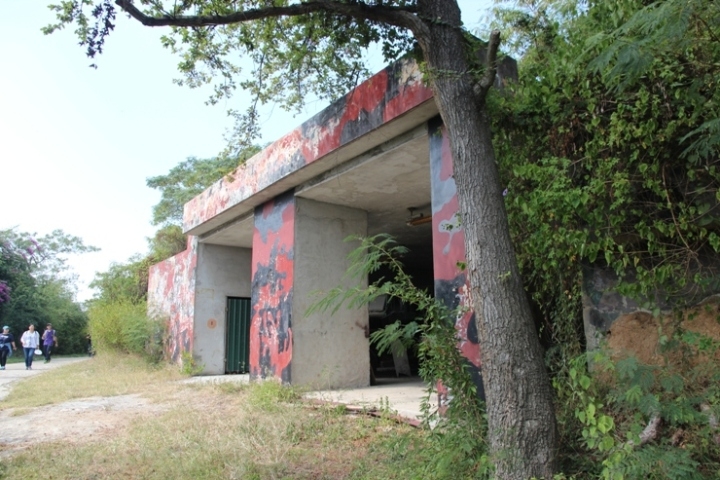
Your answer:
88;300;165;362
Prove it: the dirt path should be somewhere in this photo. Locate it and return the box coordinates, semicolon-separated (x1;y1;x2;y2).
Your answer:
0;358;424;461
0;357;89;401
0;357;169;458
0;359;252;459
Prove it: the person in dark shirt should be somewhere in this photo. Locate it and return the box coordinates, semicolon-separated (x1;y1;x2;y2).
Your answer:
0;326;17;370
86;334;94;357
42;324;58;363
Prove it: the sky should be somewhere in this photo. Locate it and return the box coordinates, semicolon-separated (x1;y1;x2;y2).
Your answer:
0;0;492;302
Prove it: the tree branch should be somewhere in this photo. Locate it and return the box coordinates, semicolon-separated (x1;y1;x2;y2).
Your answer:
115;0;417;31
473;30;501;106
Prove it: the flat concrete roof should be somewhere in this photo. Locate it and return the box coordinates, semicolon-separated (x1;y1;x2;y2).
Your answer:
177;59;458;278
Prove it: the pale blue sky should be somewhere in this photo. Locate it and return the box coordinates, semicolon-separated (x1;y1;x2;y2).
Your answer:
0;1;491;301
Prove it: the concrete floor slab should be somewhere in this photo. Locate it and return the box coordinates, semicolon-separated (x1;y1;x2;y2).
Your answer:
181;374;250;385
305;376;431;422
182;374;433;424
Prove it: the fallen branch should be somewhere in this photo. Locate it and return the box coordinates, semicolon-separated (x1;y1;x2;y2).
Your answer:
670;428;684;446
305;398;422;428
701;404;720;445
626;414;661;448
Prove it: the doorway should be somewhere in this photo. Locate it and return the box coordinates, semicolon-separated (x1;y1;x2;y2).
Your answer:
225;297;251;374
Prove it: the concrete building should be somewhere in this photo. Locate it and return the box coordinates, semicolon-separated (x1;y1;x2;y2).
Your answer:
148;57;506;390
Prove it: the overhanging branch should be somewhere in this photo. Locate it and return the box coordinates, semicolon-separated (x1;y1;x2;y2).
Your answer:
474;30;501;106
115;0;417;30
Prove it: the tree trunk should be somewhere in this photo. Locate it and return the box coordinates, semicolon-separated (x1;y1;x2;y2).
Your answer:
416;1;557;477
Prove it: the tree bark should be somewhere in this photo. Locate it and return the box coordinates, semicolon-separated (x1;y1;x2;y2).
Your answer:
414;1;557;477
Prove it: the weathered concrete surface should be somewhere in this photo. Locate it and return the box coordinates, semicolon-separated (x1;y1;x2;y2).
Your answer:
0;357;90;401
429;119;483;397
305;377;427;422
183;59;435;236
148;236;198;362
194;244;252;374
250;193;295;383
182;373;426;421
293;198;369;389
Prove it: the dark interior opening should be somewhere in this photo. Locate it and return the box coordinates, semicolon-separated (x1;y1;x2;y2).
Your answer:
367;244;434;385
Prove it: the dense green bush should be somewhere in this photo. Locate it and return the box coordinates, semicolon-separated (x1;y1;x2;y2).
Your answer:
87;300;165;362
486;0;720;475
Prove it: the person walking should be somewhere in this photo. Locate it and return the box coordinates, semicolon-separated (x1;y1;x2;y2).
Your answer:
0;326;17;370
86;334;94;357
20;324;40;370
42;323;58;363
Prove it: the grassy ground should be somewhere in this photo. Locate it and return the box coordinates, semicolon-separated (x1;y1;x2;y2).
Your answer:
0;353;435;480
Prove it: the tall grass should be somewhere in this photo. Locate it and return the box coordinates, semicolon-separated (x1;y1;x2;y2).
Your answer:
0;354;435;480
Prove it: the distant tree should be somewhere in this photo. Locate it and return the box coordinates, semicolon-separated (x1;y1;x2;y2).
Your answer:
89;225;188;304
89;257;148;304
0;228;97;353
147;224;188;260
146;151;260;227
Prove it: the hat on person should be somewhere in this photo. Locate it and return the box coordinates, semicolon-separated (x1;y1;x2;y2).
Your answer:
2;326;8;330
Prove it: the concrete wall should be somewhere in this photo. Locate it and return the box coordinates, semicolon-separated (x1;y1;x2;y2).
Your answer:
147;236;198;363
292;198;369;389
194;244;252;374
428;118;484;395
582;266;643;352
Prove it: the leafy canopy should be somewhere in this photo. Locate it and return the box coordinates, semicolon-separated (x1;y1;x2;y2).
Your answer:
43;0;420;155
492;0;720;315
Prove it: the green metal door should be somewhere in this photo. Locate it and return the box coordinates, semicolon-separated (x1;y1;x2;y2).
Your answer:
226;297;251;374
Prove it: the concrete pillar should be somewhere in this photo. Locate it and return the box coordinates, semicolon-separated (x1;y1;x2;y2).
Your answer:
250;192;296;383
194;244;252;374
428;118;484;396
292;198;369;389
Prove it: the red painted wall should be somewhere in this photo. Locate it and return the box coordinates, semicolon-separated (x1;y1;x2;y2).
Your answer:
429;118;484;397
249;192;295;382
147;236;198;362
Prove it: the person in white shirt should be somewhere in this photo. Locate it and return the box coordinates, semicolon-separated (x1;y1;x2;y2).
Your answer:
20;324;40;370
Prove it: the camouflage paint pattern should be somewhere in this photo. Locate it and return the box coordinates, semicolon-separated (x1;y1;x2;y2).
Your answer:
147;236;198;362
183;59;433;233
250;192;295;383
428;118;484;398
